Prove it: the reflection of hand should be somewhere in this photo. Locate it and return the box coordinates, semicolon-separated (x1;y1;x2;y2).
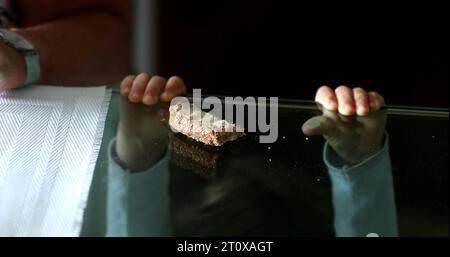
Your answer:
0;42;27;91
302;86;386;165
120;73;186;105
108;100;172;236
115;97;169;171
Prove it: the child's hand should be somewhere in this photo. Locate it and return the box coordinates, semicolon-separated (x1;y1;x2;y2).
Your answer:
120;73;187;105
303;85;386;165
315;85;385;116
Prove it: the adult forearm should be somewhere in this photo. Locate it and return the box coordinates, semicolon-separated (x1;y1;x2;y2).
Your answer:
12;12;130;86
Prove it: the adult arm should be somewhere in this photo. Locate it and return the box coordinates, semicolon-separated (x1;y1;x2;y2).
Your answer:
1;0;131;89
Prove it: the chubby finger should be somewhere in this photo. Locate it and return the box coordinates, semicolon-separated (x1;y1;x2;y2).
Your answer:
120;75;136;96
143;76;167;105
368;91;384;111
129;73;151;103
353;87;370;116
335;86;356;116
160;76;187;102
315;86;338;111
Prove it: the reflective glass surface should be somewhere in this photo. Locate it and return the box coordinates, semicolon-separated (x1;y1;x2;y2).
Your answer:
80;90;448;237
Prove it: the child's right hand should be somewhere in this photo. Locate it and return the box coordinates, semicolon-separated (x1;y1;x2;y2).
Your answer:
120;73;187;105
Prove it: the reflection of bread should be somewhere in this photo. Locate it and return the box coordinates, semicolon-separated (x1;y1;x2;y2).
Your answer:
170;133;220;169
169;102;245;146
169;133;222;179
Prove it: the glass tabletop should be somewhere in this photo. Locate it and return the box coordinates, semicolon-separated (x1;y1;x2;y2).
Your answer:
80;90;449;237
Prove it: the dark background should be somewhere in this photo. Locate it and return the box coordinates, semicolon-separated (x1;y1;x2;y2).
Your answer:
158;0;448;107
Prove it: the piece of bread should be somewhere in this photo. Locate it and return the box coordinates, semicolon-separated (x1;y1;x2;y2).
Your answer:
169;102;245;146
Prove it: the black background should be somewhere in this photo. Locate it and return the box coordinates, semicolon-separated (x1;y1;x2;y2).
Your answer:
159;0;448;107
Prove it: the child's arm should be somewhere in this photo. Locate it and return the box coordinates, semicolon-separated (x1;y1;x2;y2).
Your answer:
308;86;397;237
4;0;131;89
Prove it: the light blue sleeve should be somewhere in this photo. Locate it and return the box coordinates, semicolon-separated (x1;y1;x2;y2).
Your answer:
324;133;398;237
105;139;172;237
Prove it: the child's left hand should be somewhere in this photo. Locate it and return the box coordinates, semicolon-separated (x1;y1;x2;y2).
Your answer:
303;85;386;165
120;73;187;105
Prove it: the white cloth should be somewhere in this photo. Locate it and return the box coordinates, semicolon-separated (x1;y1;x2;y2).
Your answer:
0;86;111;236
